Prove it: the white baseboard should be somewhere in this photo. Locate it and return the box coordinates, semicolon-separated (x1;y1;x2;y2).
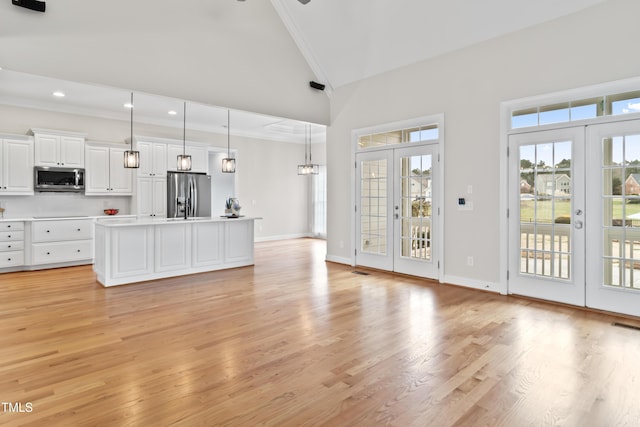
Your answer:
254;233;312;243
325;254;352;265
443;274;503;294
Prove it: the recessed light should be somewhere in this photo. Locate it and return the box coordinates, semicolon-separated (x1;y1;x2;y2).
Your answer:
168;110;177;115
53;91;65;98
124;103;134;109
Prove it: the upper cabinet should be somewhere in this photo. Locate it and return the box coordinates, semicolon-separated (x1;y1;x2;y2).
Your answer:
85;143;133;196
31;129;86;168
0;135;34;195
135;140;167;177
136;137;209;175
167;144;208;173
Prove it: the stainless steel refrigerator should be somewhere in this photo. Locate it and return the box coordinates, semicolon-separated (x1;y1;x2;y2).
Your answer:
167;171;212;219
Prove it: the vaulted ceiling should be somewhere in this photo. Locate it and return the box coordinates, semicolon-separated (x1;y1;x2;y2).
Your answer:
272;0;607;91
0;0;608;140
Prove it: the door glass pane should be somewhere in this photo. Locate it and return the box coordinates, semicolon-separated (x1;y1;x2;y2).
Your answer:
399;154;432;261
519;141;572;279
602;133;640;289
360;159;387;255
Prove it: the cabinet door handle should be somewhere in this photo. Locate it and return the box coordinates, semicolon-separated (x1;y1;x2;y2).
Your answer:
46;252;50;255
77;228;81;231
46;230;50;233
7;258;11;261
77;249;80;253
6;225;10;228
7;245;11;248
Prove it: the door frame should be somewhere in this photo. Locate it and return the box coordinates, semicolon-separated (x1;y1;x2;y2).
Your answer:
500;77;640;297
350;114;445;283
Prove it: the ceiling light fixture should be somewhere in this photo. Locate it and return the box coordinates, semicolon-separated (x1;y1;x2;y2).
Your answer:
124;92;140;168
168;110;177;116
52;91;65;98
298;0;311;4
177;101;192;171
298;124;318;175
222;109;236;173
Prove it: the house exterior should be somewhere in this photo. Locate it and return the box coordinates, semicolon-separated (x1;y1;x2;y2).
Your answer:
625;174;640;195
534;173;572;196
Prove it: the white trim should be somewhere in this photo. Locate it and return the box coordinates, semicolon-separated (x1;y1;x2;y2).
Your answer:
254;232;312;243
325;254;352;266
350;113;445;283
269;0;333;96
443;275;500;293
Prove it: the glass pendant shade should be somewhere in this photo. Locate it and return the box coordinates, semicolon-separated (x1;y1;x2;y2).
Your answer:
222;157;236;173
177;154;192;171
298;124;318;175
177;101;192;171
222;109;236;173
124;150;140;168
124;91;140;168
297;163;319;175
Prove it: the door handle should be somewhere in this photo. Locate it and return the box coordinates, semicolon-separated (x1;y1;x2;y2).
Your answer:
575;220;583;229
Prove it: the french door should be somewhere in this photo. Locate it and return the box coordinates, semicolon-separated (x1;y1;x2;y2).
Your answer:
355;144;439;278
508;127;586;306
586;120;640;316
509;119;640;317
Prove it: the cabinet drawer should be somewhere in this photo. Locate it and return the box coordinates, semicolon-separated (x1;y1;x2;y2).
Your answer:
0;222;24;232
32;240;94;265
0;231;24;242
32;220;94;242
0;251;24;268
0;241;24;252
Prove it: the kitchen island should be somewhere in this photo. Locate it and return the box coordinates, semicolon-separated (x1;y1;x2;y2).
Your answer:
94;216;259;287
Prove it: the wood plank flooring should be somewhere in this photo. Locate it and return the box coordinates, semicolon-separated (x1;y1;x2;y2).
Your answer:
2;238;640;426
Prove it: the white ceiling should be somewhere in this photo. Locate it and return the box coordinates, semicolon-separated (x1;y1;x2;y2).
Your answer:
0;0;607;142
0;68;325;144
273;0;608;90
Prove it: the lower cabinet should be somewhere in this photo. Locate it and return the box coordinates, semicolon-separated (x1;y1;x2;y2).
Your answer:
94;219;256;286
30;219;94;266
0;221;25;268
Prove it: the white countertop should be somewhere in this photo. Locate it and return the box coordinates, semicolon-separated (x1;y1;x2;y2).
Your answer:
95;216;261;227
0;215;137;222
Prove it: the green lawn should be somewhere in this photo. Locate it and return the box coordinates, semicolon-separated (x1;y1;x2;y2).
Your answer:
520;198;640;223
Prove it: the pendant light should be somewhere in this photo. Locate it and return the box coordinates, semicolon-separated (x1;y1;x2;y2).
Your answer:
298;124;319;175
222;109;236;173
124;92;140;168
177;101;192;171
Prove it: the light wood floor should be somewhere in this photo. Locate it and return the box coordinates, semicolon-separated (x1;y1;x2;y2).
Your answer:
2;238;640;426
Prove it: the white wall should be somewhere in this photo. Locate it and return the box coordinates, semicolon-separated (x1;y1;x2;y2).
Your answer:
0;105;322;241
327;0;640;286
0;1;329;125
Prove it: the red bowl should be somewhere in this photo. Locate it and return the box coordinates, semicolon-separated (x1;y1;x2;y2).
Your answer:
104;209;119;215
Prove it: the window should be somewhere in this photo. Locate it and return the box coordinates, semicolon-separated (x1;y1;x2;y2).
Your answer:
358;124;439;149
511;91;640;129
311;165;326;238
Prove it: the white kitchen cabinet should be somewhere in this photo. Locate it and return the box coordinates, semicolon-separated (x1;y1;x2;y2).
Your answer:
192;222;223;267
0;221;25;268
135;140;167;177
31;129;86;168
224;220;254;264
136;176;166;217
94;217;258;287
167;144;208;173
0;136;34;195
30;219;94;266
155;223;190;272
107;226;154;280
85;143;133;195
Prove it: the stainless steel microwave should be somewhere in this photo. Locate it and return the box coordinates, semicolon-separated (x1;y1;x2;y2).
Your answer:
34;167;85;192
